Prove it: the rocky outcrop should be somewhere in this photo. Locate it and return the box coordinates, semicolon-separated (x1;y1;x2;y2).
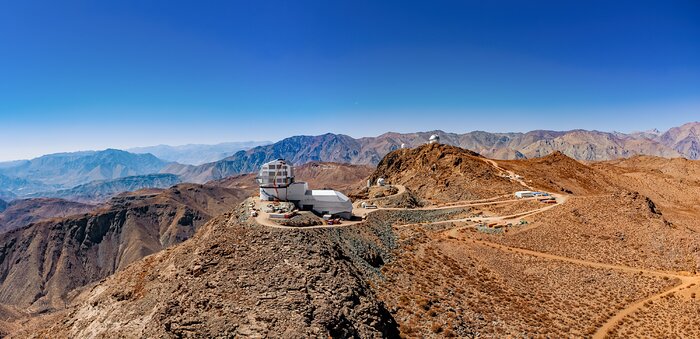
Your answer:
0;184;248;312
28;204;400;338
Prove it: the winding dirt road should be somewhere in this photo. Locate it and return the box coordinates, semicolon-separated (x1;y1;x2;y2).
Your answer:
251;159;699;337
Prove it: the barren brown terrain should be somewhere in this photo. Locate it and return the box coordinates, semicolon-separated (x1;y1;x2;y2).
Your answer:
4;144;700;338
0;184;250;319
0;198;95;234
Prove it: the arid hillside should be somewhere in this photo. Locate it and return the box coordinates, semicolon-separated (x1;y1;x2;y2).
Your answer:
0;184;248;314
498;151;617;195
20;204;401;338
0;198;95;234
592;155;700;237
368;143;523;203
6;144;700;338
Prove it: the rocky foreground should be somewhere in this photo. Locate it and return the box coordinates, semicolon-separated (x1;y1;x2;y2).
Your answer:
20;203;403;338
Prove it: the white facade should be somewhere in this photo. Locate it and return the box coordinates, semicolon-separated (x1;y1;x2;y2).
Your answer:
515;191;534;198
429;134;440;144
257;159;353;218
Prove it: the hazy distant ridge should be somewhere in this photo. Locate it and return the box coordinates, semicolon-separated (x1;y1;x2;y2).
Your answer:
168;122;700;183
129;141;271;165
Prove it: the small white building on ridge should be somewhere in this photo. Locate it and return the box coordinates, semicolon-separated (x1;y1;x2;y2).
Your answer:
257;159;353;219
515;191;535;198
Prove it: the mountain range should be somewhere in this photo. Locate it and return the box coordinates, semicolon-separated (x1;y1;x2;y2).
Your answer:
0;122;697;201
0;149;170;189
128;141;271;165
166;122;700;183
26;174;182;203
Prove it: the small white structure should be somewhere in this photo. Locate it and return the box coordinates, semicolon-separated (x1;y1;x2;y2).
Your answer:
376;177;386;186
515;191;535;198
400;143;406;149
429;134;440;144
257;159;353;219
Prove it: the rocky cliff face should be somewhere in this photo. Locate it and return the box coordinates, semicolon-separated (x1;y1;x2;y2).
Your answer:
0;184;248;312
0;198;95;234
26;204;400;338
0;199;6;213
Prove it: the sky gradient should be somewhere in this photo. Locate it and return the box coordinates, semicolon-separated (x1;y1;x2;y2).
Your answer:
1;0;699;161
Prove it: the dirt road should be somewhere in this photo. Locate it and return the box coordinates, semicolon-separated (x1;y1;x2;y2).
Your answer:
251;172;699;337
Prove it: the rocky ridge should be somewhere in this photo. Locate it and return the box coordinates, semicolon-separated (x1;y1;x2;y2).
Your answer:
0;184;249;312
0;198;95;234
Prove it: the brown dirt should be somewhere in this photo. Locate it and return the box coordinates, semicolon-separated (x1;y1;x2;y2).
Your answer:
369;144;524;203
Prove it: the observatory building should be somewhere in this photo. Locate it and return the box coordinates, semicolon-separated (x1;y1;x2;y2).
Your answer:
429;134;440;144
257;159;353;219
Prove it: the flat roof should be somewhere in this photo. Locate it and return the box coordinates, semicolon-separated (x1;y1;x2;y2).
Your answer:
310;189;350;202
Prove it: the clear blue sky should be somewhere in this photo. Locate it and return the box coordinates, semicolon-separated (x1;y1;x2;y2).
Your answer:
1;0;698;161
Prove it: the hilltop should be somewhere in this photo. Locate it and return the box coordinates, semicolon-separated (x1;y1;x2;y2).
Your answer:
498;151;617;195
368;143;523;203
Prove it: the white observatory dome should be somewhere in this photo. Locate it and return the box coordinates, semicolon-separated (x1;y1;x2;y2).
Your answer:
428;134;440;144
